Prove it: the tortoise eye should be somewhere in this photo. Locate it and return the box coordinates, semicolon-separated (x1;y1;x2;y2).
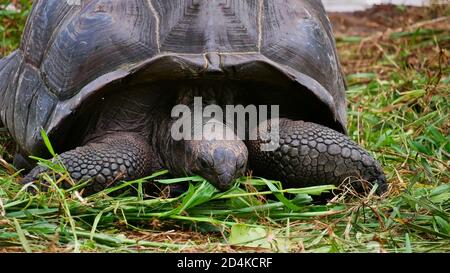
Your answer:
237;160;246;170
236;154;247;169
199;157;213;169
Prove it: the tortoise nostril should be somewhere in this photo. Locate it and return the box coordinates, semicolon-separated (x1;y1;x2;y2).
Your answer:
217;173;236;190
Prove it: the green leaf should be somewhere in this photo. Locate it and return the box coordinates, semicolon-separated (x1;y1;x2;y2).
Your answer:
28;156;65;173
336;36;362;43
23;221;58;235
91;210;106;240
229;224;291;252
161;183;197;217
261;178;301;211
402;194;450;220
393;89;426;104
229;224;270;248
405;222;450;239
156;176;205;184
428;126;446;144
13;218;32;253
404;233;412;253
6;208;59;218
410;140;431;155
347;73;377;81
184;181;218;209
430;184;450;204
434;216;450;235
40;128;56;157
430;184;450;196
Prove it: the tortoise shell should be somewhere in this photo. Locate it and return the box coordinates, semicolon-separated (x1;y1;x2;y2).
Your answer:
0;0;346;157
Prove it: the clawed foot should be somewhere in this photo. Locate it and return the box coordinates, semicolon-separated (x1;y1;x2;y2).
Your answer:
247;119;387;194
20;133;160;195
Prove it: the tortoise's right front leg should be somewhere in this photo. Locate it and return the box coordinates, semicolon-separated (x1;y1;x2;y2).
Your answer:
22;133;161;195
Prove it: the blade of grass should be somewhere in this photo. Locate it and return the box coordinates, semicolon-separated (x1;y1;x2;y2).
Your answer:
40;128;56;157
13;218;32;253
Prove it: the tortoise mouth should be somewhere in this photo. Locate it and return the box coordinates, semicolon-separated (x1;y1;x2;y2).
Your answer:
47;54;345;155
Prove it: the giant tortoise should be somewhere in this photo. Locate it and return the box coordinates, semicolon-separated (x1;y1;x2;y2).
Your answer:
0;0;386;194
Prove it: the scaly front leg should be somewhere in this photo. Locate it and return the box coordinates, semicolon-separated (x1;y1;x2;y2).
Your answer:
22;133;161;195
247;119;387;194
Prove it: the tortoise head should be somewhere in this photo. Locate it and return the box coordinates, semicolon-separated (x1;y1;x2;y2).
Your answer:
188;140;248;191
170;119;248;191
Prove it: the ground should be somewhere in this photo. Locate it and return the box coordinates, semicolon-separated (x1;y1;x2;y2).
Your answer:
0;2;449;253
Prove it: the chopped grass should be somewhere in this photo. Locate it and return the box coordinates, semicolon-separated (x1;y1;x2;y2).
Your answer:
0;3;449;253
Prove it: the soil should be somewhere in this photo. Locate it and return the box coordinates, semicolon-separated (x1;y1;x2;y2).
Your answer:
328;4;449;37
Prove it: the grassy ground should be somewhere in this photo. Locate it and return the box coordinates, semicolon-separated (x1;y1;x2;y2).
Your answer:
0;2;449;253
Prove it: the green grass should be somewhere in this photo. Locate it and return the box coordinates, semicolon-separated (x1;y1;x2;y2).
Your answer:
0;3;449;253
0;0;31;57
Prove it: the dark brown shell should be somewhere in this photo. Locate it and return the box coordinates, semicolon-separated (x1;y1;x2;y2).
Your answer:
0;0;346;156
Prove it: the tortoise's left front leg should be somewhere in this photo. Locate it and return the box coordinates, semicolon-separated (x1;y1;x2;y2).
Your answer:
246;118;387;194
21;133;161;195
